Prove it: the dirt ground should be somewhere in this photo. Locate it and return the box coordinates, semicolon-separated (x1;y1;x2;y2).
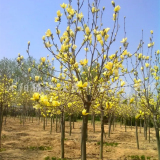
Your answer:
0;117;158;160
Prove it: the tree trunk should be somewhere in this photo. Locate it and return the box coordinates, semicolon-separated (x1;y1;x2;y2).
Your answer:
69;115;72;136
0;103;4;148
100;106;104;159
148;115;150;143
135;119;139;149
56;115;58;132
43;117;45;130
61;111;65;159
50;117;52;134
108;114;112;138
153;115;160;160
140;118;142;133
81;99;91;160
93;112;95;133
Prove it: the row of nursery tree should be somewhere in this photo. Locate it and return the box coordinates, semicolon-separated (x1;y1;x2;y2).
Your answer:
0;0;160;159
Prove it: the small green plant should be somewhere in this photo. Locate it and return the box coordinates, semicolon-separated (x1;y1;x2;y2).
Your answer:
44;157;71;160
0;148;6;152
28;146;52;150
97;141;118;147
127;155;151;160
2;134;6;139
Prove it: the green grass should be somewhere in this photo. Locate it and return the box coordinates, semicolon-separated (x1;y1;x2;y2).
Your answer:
0;148;6;152
127;155;151;160
27;146;52;150
2;134;7;139
97;141;118;147
44;157;71;160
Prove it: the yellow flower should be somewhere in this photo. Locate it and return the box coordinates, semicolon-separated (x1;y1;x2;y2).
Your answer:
104;34;109;41
105;28;110;34
150;30;153;34
85;27;90;35
121;81;125;87
99;40;104;46
135;114;141;119
145;63;149;68
28;68;31;73
41;57;46;63
33;93;40;100
157;50;160;54
112;13;117;21
57;83;61;88
111;1;115;7
97;35;102;41
148;42;154;48
42;36;45;40
105;62;113;70
57;10;62;17
17;57;21;62
35;76;40;81
92;7;96;13
82;109;89;115
72;44;77;50
130;98;134;104
45;29;52;37
120;37;127;43
77;81;88;88
114;5;121;12
60;3;67;8
103;55;106;60
55;17;59;22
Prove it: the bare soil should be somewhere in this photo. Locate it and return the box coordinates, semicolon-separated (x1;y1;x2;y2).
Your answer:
0;117;158;160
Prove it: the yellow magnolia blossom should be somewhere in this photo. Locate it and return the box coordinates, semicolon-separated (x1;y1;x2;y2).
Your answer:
105;62;113;70
92;7;96;13
105;28;110;34
106;102;113;109
114;5;121;12
82;109;89;115
41;57;46;63
145;63;149;68
104;34;109;41
135;114;141;119
121;81;125;87
112;13;117;21
157;50;160;54
35;76;40;81
57;83;61;88
150;30;153;34
60;3;67;8
148;42;154;48
103;55;106;60
120;37;127;43
77;81;88;88
130;98;134;104
85;27;90;35
57;10;62;17
28;68;31;73
33;93;40;100
80;59;88;66
52;101;61;107
45;29;52;37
